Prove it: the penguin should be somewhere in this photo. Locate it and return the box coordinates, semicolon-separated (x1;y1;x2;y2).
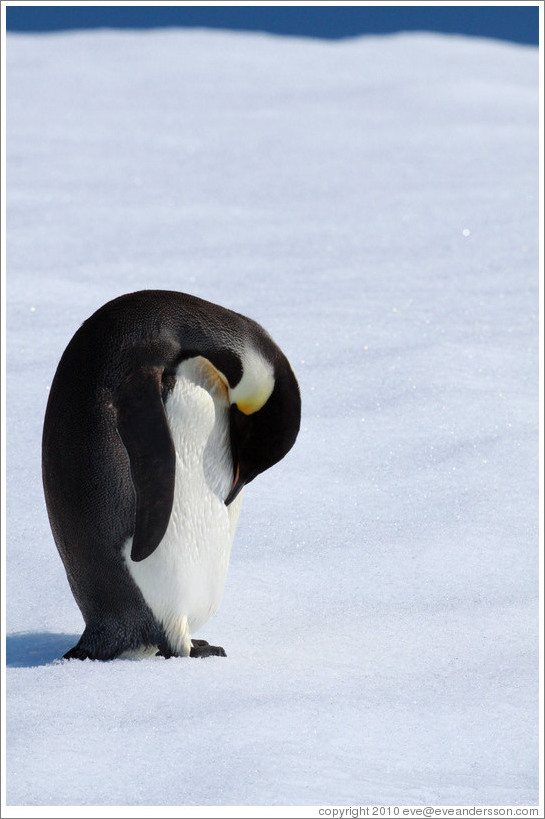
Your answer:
42;290;301;660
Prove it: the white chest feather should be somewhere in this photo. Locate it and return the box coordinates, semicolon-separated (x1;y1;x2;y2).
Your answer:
124;357;243;656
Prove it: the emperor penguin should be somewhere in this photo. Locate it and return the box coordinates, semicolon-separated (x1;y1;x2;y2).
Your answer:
42;290;301;660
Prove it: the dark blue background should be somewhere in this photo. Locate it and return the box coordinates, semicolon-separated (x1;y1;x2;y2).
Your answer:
5;5;540;46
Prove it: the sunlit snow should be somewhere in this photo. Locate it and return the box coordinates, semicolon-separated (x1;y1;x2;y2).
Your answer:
5;28;539;807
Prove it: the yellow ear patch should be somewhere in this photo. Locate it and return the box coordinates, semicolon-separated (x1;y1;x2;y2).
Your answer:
236;390;270;416
236;399;256;416
229;347;275;415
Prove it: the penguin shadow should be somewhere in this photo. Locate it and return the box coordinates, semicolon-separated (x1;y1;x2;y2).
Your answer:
6;632;81;668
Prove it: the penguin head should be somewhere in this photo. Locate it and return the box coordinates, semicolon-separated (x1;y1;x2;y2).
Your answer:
224;345;301;506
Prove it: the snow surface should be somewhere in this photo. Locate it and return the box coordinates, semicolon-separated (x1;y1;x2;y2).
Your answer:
4;28;540;808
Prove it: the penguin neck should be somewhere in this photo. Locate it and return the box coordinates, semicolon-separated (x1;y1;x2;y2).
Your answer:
181;345;275;415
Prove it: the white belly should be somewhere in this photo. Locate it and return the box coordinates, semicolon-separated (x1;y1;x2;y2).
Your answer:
124;357;243;656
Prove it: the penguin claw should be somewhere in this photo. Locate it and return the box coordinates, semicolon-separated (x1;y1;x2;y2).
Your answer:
190;642;226;658
63;645;92;661
156;643;174;659
156;639;226;658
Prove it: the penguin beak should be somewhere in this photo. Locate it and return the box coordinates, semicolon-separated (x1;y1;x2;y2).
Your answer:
225;462;244;506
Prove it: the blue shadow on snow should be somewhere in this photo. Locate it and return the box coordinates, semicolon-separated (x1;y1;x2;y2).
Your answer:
6;632;81;668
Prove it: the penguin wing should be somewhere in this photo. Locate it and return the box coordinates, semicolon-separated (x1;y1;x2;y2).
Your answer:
115;367;175;562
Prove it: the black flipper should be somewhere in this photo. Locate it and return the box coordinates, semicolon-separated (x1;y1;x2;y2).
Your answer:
115;366;176;562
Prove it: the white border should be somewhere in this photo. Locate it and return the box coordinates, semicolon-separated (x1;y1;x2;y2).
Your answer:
0;2;542;818
538;0;544;813
1;2;8;819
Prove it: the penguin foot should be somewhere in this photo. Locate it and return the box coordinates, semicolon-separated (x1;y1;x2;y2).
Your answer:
156;642;174;659
155;639;226;658
63;644;92;661
190;640;226;658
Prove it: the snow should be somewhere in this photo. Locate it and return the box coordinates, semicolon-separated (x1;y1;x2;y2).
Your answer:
4;28;540;809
